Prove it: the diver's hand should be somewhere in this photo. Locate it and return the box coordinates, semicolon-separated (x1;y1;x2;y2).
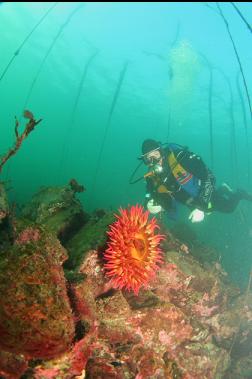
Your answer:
188;209;205;223
147;199;163;214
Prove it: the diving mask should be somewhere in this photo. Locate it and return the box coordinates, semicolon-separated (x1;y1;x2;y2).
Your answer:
142;147;161;166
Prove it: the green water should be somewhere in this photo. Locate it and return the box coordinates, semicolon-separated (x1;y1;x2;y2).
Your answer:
0;2;252;287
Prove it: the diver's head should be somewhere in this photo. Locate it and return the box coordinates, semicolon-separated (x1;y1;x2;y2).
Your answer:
141;139;163;166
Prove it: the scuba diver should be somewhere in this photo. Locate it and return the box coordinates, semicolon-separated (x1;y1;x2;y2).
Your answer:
136;139;252;223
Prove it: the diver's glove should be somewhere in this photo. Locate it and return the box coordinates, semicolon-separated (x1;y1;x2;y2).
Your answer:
188;208;205;223
147;199;163;214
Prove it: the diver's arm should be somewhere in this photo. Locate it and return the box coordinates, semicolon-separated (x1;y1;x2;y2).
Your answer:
145;179;174;214
145;179;155;207
145;179;159;213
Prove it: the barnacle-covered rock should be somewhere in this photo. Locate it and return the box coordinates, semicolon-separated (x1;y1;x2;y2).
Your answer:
0;225;75;359
0;183;9;225
21;184;86;242
0;350;28;379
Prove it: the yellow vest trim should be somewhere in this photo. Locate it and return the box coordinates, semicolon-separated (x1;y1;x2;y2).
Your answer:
168;151;187;178
167;151;193;185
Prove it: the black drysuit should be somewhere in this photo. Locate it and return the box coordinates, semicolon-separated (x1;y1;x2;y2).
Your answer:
145;145;242;214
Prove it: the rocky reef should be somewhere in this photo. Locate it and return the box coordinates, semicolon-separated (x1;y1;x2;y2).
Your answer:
0;182;251;379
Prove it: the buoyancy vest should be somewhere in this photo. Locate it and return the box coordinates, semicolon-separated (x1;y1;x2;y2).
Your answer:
156;144;201;199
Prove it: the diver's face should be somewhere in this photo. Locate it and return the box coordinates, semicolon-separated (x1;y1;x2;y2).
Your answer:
144;149;162;166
